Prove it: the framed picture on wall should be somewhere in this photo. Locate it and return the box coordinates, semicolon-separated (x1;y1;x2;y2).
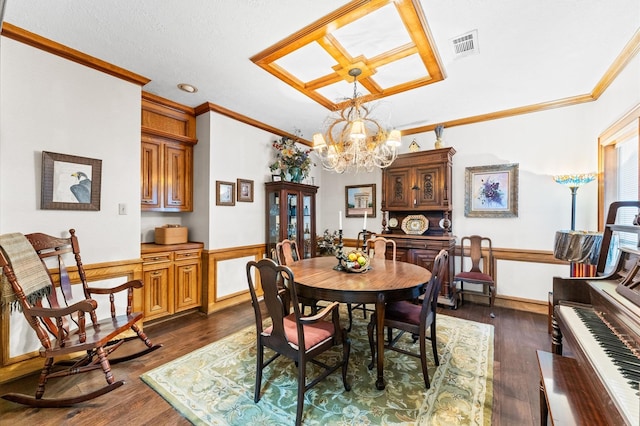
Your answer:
464;163;519;217
345;184;376;217
237;179;254;202
216;181;235;206
41;151;102;211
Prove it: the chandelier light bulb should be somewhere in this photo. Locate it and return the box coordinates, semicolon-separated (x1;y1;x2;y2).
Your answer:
313;67;401;173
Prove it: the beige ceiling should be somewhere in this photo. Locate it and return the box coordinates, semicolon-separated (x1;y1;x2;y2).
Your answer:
2;0;639;144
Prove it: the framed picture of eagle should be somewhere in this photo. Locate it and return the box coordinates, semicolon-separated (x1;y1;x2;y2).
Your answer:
41;151;102;211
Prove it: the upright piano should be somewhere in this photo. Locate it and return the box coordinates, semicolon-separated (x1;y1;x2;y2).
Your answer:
552;246;640;425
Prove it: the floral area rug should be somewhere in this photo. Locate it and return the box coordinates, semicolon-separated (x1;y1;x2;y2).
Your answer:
140;310;494;425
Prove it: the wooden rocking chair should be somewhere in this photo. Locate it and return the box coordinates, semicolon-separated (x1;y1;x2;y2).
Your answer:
0;230;161;407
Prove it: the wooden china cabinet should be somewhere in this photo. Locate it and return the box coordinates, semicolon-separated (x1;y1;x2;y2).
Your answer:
381;147;458;307
265;181;318;260
141;92;197;212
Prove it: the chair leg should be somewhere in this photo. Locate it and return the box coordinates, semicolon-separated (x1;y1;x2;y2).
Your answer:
347;304;354;332
430;322;439;366
35;357;55;400
342;331;352;391
254;343;263;402
96;346;115;385
295;357;306;426
419;334;430;389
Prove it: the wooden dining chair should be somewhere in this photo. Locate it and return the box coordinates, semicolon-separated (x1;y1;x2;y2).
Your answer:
453;235;495;306
246;258;351;426
0;230;161;407
367;249;449;389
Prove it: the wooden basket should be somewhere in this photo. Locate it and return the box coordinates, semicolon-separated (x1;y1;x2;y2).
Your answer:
344;250;370;272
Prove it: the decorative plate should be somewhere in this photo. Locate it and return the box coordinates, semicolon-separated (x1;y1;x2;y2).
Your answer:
401;215;429;235
388;218;398;228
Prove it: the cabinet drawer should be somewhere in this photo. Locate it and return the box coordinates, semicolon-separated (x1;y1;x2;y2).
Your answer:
396;240;430;249
142;252;172;264
175;250;201;261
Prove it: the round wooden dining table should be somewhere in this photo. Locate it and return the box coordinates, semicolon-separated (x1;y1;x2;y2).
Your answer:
286;256;431;390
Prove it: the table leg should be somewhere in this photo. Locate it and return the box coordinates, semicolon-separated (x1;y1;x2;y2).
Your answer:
375;293;386;390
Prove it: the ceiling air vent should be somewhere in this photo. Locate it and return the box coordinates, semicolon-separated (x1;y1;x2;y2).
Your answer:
451;30;478;58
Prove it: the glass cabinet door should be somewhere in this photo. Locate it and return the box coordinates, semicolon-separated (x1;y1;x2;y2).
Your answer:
302;194;312;258
265;181;318;261
287;193;298;241
266;191;280;257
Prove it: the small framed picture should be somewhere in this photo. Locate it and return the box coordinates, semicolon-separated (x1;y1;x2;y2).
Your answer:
272;174;282;182
216;181;235;206
41;151;102;211
345;184;376;217
237;179;254;202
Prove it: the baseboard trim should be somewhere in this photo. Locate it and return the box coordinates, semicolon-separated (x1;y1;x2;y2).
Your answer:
461;293;547;315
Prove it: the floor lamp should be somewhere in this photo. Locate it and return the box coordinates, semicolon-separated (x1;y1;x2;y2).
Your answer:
552;173;600;277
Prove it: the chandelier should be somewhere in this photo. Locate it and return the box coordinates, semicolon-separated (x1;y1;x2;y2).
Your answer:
312;68;401;173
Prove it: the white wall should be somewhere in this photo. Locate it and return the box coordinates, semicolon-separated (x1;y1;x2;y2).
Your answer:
1;36;143;359
0;37;141;262
185;110;321;249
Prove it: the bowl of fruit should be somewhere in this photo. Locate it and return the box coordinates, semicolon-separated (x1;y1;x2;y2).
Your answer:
344;250;370;273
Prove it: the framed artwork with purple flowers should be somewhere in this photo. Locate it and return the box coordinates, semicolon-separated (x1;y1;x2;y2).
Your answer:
464;163;518;217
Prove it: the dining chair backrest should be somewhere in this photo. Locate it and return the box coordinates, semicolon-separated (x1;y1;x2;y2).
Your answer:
458;235;493;277
275;239;300;265
366;236;396;260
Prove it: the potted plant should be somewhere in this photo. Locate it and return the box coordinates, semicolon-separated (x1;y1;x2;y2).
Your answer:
269;133;314;183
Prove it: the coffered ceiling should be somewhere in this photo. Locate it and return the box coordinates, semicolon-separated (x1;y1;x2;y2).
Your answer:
2;0;639;144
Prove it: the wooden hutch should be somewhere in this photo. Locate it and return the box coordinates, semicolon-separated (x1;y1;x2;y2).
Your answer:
381;147;458;307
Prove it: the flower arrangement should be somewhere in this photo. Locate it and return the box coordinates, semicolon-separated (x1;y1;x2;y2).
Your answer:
317;229;338;256
477;177;504;206
269;132;314;182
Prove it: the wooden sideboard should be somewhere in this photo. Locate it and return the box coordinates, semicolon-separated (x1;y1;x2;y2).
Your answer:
141;242;203;321
381;148;458;307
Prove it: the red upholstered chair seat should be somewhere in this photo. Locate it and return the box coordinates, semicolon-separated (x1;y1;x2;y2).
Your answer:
263;314;335;350
454;271;493;283
385;301;420;325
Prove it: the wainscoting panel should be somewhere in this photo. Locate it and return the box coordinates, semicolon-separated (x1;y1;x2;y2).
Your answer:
202;244;267;314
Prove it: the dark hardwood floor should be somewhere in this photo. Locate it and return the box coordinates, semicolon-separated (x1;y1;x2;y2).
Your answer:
0;301;551;425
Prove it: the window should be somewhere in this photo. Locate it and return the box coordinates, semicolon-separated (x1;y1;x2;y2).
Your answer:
599;104;640;251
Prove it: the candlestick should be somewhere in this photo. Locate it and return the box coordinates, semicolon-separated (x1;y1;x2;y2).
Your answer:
363;211;367;229
362;228;368;253
339;210;342;230
333;229;346;271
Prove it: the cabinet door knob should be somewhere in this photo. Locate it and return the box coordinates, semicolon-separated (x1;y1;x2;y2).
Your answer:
151;271;162;277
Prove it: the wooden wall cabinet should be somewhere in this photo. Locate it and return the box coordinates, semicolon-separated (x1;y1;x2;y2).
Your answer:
265;181;318;259
381;148;458;307
141;92;197;212
141;242;203;321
